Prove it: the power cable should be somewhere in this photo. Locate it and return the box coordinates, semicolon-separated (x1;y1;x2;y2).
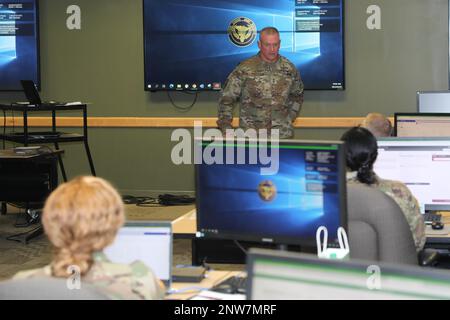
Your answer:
166;91;199;112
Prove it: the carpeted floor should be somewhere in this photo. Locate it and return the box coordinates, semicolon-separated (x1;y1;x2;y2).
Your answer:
0;204;243;282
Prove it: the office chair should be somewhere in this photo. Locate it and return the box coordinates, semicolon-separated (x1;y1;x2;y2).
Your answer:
346;184;420;265
0;277;109;300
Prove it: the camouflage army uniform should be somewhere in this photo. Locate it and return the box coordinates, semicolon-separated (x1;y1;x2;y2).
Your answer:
347;172;426;252
12;252;165;300
218;53;304;139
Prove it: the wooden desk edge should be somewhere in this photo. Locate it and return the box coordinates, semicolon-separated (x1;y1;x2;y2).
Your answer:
172;209;197;235
166;270;239;300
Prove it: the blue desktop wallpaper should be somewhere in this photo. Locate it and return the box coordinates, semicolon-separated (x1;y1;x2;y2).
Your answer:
143;0;344;90
0;0;39;91
196;144;344;245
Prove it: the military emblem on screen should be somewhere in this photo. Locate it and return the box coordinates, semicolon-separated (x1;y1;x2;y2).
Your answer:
228;17;257;47
258;180;277;202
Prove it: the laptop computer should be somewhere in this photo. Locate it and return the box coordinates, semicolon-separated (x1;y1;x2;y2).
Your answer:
20;80;63;106
103;221;173;289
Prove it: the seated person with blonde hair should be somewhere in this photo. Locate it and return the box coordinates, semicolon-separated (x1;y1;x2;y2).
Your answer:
13;176;165;300
361;112;393;137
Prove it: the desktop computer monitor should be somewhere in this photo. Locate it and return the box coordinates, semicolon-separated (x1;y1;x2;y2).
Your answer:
395;113;450;137
246;248;450;299
374;137;450;213
195;138;347;248
417;91;450;113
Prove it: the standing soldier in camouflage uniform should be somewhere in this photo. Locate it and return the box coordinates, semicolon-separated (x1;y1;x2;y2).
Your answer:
12;176;165;300
341;127;426;252
217;27;304;139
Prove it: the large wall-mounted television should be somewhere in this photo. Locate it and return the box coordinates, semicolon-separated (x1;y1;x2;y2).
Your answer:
0;0;39;91
195;138;348;247
143;0;345;91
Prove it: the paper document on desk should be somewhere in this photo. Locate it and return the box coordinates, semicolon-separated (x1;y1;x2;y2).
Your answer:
190;290;245;300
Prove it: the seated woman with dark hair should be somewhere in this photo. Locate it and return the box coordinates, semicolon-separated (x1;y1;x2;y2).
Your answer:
341;127;426;252
12;176;165;299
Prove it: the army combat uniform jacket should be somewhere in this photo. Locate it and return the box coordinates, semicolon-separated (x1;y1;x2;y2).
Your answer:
347;172;426;252
13;252;165;300
218;54;304;139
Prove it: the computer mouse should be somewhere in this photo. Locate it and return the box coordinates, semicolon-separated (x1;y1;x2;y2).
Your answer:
431;221;444;230
213;284;235;294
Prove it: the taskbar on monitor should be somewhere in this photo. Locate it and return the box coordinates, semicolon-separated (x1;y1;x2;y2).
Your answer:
145;82;222;91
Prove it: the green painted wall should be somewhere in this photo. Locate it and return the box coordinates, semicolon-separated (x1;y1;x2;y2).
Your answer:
0;0;448;193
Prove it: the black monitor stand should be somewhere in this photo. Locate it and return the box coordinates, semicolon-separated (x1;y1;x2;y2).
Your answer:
192;238;313;265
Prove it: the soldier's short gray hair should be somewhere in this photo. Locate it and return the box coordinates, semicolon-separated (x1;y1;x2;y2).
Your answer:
259;27;279;39
361;113;392;137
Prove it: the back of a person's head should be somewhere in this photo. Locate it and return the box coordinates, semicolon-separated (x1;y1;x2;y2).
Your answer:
341;127;378;184
361;113;392;137
42;176;125;278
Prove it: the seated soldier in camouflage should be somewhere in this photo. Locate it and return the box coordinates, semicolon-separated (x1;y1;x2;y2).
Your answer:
218;26;304;139
13;176;165;299
341;127;426;252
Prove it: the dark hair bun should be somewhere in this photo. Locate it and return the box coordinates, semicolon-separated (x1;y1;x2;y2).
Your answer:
341;127;378;185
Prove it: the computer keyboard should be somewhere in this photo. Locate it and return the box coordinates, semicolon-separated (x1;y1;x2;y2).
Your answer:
211;275;247;294
424;212;442;224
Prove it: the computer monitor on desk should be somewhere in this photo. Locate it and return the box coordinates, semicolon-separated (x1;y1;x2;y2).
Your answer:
246;248;450;299
395;113;450;137
417;91;450;113
195;138;347;248
375;137;450;213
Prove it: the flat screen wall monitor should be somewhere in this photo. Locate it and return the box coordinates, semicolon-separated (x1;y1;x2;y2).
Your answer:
143;0;345;91
0;0;40;91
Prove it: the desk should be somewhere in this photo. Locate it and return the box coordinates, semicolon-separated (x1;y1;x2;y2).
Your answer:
167;270;239;300
0;103;95;180
171;209;302;265
172;208;196;237
174;208;450;262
